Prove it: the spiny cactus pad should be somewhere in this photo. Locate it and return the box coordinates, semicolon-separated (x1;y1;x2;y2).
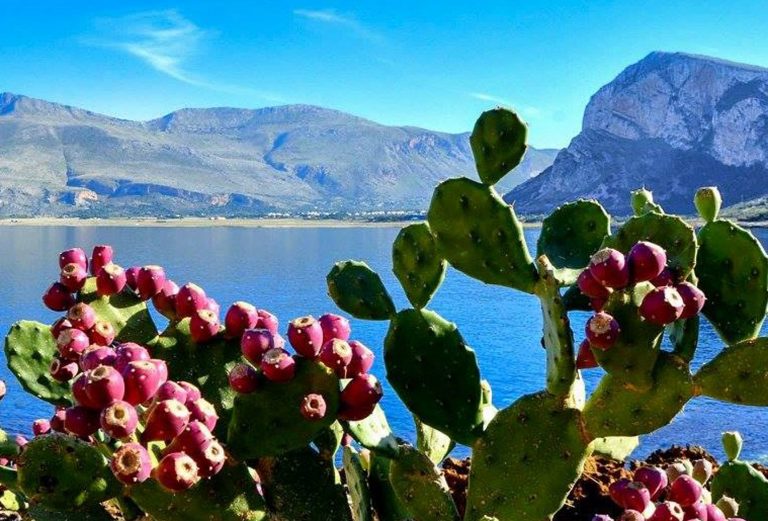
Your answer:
391;222;446;309
470;107;527;186
327;260;396;320
343;447;373;521
389;445;459;521
343;404;399;459
537;200;610;269
711;436;768;521
368;455;411;521
695;337;768;405
80;277;157;344
415;415;454;465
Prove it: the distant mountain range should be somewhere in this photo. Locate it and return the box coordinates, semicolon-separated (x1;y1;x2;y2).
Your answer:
0;92;556;217
507;52;768;216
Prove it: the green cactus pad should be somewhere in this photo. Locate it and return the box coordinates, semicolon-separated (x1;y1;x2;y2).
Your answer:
343;447;373;521
392;223;446;309
258;447;352;521
537;200;611;269
389;445;459;521
603;212;698;280
27;504;114;521
327;260;396;320
592;283;665;391
695;337;768;405
384;308;484;445
343;404;399;459
314;422;345;462
369;455;411;521
694;186;722;223
697;220;768;344
470;107;527;185
712;459;768;521
427;177;538;292
584;353;694;437
415;416;454;465
669;315;700;362
227;358;340;459
80;278;157;344
5;321;70;406
590;436;640;461
17;434;119;510
130;462;267;521
465;392;590;521
722;431;744;461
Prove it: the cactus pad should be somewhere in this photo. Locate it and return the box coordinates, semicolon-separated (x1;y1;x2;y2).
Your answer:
694;186;722;222
415;415;454;465
327;261;396;320
368;455;411;521
590;436;640;461
343;447;373;521
80;278;157;344
537;200;610;269
711;436;768;521
389;445;459;521
343;404;399;459
392;223;446;308
695;337;768;405
470;107;527;185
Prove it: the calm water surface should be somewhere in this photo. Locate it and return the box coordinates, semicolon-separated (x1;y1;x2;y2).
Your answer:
1;225;766;461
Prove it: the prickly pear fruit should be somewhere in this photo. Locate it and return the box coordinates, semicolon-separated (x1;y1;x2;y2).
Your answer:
59;248;87;270
142;399;191;442
125;266;141;291
84;365;125;407
152;280;180;319
705;504;727;521
694;186;722;223
576;339;598;369
593;515;615;521
64;405;100;437
339;374;382;420
634;465;668;500
346;340;375;377
122;360;164;405
319;313;351;343
72;372;100;408
153;452;200;492
589;248;629;288
175;283;208;319
649;501;684;521
716;496;739;518
89;320;116;346
668;475;702;507
578;269;612;299
585;312;621;350
260;348;296;382
111;442;152;485
666;461;693;483
619;511;644;521
319;338;353;375
224;301;258;338
136;265;166;300
100;400;138;438
616;481;653;514
114;343;151;372
683;502;708;521
43;282;75;311
241;328;276;365
90;245;113;276
187;398;218;431
166;421;214;454
651;267;675;287
154;381;188;404
96;263;127;296
228;363;260;394
300;393;327;421
178;381;202;404
692;458;713;484
628;241;667;283
191;439;226;478
288;316;324;358
56;328;90;359
675;282;706;319
50;317;73;339
50;357;79;381
190;309;220;343
50;408;66;432
32;419;51;436
67;302;97;331
256;309;279;334
60;262;88;292
640;287;685;325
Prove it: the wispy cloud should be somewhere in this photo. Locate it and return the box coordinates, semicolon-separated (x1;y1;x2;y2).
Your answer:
469;92;542;119
293;8;383;43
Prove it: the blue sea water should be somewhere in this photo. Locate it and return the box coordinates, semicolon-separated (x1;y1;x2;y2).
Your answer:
0;225;766;462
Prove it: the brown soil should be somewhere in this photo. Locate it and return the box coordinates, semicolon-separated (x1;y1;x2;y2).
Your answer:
442;457;470;518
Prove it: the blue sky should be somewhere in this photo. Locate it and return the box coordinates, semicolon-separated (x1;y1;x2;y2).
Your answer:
2;1;768;148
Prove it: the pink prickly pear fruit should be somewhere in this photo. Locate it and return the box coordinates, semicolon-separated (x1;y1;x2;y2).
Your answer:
178;381;202;404
50;318;73;340
319;313;351;344
142;399;191;443
619;511;645;521
111;442;152;485
577;269;611;300
241;329;277;365
675;283;706;319
187;398;218;431
113;343;151;372
609;479;631;506
64;406;100;437
84;365;125;407
651;267;676;287
261;348;296;382
640;286;685;325
80;345;116;371
15;435;28;449
225;301;258;338
288;316;324;358
154;381;188;404
628;241;667;282
617;481;653;514
49;357;79;382
255;309;279;335
122;360;164;405
669;475;702;507
589;248;630;289
175;283;208;319
152;280;180;320
585;312;621;350
89;321;116;346
125;266;141;292
203;297;220;316
71;373;100;408
633;465;668;501
648;501;684;521
96;263;127;296
56;328;90;359
166;421;214;455
136;265;166;300
60;263;88;292
59;248;88;270
576;339;598;369
67;303;97;331
340;374;383;420
50;408;66;432
300;393;327;421
229;363;260;394
190;310;220;343
683;502;708;521
191;438;226;478
154;452;201;492
42;282;75;312
100;400;139;439
90;245;114;276
346;341;375;377
704;505;727;521
151;358;169;383
32;419;51;436
319;339;353;376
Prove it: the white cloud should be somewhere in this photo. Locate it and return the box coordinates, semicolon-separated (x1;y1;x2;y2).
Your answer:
469;92;542;119
293;8;383;43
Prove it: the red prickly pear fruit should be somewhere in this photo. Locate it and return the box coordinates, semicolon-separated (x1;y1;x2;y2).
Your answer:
229;363;260;394
668;475;702;507
100;400;139;439
111;442;152;485
191;438;226;478
122;360;163;405
80;345;116;371
90;245;113;276
619;512;644;521
175;283;208;319
705;504;727;521
346;341;375;378
190;310;220;343
152;280;180;320
187;398;218;431
340;374;383;416
113;343;151;372
96;263;127;297
261;348;296;382
166;421;214;454
651;267;676;287
616;481;652;513
203;298;220;316
338;401;377;421
592;516;615;521
640;286;685;325
589;248;629;289
300;393;327;421
89;321;116;346
49;357;79;382
319;339;353;376
225;301;258;338
675;282;706;319
84;365;125;407
42;282;75;312
142;399;191;443
273;333;287;350
633;465;668;501
319;313;351;344
288;316;324;358
16;435;28;449
50;318;73;339
628;241;667;282
255;309;279;335
682;502;708;521
60;263;88;292
154;381;189;404
578;269;612;300
585;312;621;350
67;303;97;331
72;373;100;408
151;358;169;383
648;501;684;521
125;266;141;292
50;408;66;432
59;248;88;270
154;452;201;492
241;329;276;365
341;433;353;446
57;328;90;359
590;298;607;312
136;265;166;300
576;339;598;369
609;478;631;506
64;405;100;437
178;382;202;404
32;419;51;436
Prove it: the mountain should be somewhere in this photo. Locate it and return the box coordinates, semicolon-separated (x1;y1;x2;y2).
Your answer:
0;93;557;217
506;52;768;215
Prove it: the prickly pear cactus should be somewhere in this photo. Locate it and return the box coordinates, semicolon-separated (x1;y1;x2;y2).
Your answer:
343;447;373;521
470;107;527;185
711;432;768;521
389;445;459;521
391;222;446;309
